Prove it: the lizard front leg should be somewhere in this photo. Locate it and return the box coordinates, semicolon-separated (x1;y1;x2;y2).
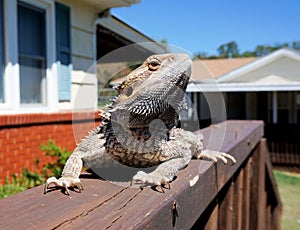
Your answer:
44;149;85;195
44;131;106;195
133;157;191;191
132;128;236;190
132;129;193;190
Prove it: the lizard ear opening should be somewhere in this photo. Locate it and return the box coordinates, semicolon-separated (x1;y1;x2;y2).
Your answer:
124;86;133;97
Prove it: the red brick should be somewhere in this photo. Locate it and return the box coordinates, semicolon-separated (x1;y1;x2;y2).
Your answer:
0;112;100;183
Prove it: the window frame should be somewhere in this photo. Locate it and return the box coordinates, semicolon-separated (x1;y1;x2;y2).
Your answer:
0;0;57;113
18;1;47;105
0;0;4;103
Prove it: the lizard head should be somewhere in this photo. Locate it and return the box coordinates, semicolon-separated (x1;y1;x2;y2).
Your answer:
109;53;192;128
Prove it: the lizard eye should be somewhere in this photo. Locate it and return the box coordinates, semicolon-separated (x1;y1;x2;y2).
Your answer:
148;59;160;71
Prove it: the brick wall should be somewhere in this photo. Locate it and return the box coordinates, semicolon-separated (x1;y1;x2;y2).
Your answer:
0;112;100;184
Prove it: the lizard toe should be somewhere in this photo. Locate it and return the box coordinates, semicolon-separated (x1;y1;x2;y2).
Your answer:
197;150;236;164
132;171;169;189
44;176;82;195
44;177;62;194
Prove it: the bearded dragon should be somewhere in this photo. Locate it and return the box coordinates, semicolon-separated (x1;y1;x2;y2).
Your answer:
44;53;235;195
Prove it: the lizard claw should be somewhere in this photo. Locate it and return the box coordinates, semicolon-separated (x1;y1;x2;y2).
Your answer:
132;171;170;192
196;150;236;164
44;176;83;195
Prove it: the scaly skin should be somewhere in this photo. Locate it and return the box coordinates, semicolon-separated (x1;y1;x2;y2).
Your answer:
44;54;236;195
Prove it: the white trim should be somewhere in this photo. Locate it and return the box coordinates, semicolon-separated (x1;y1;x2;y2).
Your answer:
192;92;198;121
94;16;166;54
20;0;53;9
44;0;58;111
93;22;97;64
0;0;19;110
95;16;147;43
81;0;140;9
217;48;300;83
0;0;58;114
187;82;300;92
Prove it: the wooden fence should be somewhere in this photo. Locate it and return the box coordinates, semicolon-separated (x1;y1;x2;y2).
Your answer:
0;120;282;229
268;142;300;167
265;123;300;167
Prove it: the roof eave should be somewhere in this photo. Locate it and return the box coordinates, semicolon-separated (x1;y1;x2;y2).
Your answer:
187;81;300;92
81;0;141;10
95;15;166;54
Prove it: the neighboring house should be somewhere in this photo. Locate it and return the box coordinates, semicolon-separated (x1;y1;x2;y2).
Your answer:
0;0;165;182
186;48;300;166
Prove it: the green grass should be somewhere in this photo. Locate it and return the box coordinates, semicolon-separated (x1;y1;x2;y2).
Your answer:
274;170;300;230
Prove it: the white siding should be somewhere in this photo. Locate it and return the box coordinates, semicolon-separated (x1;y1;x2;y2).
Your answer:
230;57;300;83
57;0;99;71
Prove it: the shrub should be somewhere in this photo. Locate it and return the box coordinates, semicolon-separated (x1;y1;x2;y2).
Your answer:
40;139;71;178
0;140;71;198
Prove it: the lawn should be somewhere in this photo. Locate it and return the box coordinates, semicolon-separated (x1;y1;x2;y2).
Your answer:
274;170;300;230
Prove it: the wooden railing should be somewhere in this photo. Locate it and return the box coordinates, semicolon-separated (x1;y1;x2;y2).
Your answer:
268;142;300;167
0;120;282;230
265;123;300;167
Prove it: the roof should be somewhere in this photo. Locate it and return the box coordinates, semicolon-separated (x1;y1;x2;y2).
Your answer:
109;48;300;92
191;57;257;81
110;57;258;86
188;48;300;92
82;0;140;10
95;15;166;55
217;48;300;82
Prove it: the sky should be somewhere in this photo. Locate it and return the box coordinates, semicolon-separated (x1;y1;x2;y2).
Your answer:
112;0;300;56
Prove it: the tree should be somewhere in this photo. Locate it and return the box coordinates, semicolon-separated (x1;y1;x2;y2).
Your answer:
194;40;300;60
217;41;239;58
292;41;300;50
217;44;228;58
240;51;256;57
254;45;266;57
227;41;239;58
160;38;170;52
193;51;208;60
255;45;280;57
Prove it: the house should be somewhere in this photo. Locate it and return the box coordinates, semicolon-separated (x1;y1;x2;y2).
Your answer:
186;48;300;166
0;0;166;114
0;0;165;183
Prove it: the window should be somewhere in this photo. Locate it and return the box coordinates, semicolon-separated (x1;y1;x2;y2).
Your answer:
268;91;299;124
226;92;246;119
55;2;71;101
0;0;59;112
277;92;289;123
18;2;46;104
0;0;4;103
